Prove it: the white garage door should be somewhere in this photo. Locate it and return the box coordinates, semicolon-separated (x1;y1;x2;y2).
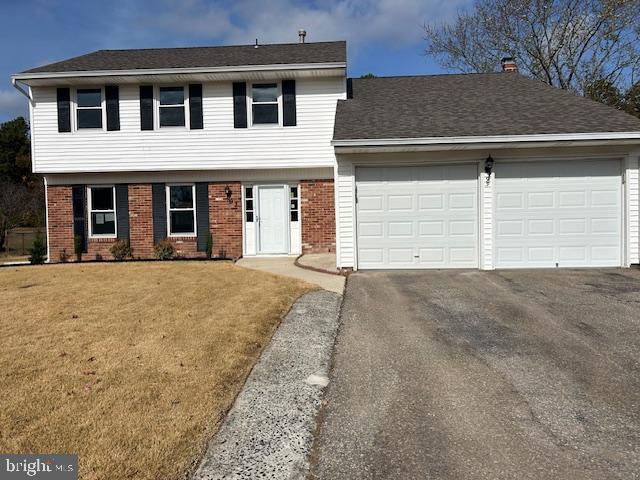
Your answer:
494;159;622;268
356;164;478;269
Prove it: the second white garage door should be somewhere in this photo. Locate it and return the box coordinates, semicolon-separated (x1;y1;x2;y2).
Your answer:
494;159;622;268
356;164;478;269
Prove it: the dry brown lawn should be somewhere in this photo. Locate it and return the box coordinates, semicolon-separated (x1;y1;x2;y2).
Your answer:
0;251;28;263
0;261;311;479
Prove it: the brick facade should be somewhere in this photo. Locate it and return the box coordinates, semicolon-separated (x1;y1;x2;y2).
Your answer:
46;186;75;262
128;184;154;259
300;179;336;253
45;179;334;262
209;182;243;259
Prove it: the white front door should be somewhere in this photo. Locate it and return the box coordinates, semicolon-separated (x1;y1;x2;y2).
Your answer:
258;186;288;254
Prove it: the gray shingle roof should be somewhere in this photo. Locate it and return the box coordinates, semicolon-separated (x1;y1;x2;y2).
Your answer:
334;74;640;141
21;41;346;74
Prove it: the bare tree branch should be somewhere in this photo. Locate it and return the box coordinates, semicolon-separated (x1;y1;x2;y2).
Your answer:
424;0;640;96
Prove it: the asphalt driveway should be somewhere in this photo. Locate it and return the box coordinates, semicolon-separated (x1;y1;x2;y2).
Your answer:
310;269;640;480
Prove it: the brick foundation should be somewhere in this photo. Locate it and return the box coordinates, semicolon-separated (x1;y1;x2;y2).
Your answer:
46;178;335;262
300;179;336;253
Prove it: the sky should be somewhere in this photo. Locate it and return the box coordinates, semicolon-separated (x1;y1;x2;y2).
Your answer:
0;0;472;123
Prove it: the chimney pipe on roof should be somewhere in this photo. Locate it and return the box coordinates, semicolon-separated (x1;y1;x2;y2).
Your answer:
298;29;307;43
501;56;517;72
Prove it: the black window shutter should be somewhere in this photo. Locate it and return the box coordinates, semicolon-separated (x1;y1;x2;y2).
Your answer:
140;85;154;131
115;184;129;240
232;82;247;128
105;85;120;131
189;84;203;130
346;78;353;99
72;185;87;253
282;80;297;126
152;183;166;244
195;182;209;251
57;88;71;132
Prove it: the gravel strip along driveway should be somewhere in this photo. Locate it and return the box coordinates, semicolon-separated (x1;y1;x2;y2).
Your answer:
193;290;342;480
311;269;640;480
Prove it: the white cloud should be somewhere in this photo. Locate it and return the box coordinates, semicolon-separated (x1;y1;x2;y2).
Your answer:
135;0;470;49
0;89;28;121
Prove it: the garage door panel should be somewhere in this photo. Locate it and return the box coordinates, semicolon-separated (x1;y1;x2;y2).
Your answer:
495;160;621;268
357;165;478;269
358;195;383;212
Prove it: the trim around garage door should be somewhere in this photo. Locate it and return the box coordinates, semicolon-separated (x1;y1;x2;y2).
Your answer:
335;153;638;271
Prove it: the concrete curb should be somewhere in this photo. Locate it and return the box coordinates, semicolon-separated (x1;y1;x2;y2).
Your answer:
193;290;342;480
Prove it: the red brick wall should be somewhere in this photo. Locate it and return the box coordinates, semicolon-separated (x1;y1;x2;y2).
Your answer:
300;179;336;253
128;184;154;259
46;179;336;262
87;238;117;261
46;186;75;262
209;182;243;259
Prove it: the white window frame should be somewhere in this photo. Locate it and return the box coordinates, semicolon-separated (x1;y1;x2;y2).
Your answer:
73;87;106;132
166;184;197;237
156;85;189;129
289;185;299;222
87;185;117;238
248;82;282;127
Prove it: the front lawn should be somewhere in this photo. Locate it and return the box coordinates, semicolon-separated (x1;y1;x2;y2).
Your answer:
0;262;311;479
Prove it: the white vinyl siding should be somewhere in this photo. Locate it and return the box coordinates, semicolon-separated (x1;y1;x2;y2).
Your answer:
335;159;355;269
625;153;639;264
30;77;345;173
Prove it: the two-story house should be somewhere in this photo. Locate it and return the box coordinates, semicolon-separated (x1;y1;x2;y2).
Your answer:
11;38;640;270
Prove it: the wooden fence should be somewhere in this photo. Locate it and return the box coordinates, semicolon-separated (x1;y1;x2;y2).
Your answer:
4;227;46;256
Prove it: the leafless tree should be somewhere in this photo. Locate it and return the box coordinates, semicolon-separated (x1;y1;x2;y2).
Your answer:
424;0;640;94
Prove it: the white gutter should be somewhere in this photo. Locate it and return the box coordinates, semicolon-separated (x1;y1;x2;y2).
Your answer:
11;61;347;82
11;77;32;101
332;131;640;148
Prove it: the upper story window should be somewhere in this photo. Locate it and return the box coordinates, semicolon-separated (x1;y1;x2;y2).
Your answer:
251;83;279;125
159;86;186;127
167;184;196;236
88;186;116;237
77;88;103;129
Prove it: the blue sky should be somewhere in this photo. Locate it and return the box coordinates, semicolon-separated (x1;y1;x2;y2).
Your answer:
0;0;472;123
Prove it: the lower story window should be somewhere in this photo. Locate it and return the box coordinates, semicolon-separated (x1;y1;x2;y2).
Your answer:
167;184;196;235
89;186;116;237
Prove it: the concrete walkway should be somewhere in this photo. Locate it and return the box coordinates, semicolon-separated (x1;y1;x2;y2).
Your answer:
296;253;339;273
236;256;344;295
193;290;342;480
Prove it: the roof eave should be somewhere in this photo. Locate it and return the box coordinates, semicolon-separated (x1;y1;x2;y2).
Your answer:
12;61;347;85
332;132;640;153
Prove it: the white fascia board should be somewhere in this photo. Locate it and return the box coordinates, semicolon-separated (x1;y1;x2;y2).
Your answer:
12;62;347;83
332;132;640;152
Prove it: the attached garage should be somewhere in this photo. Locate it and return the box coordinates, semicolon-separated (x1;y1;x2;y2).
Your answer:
356;164;478;269
494;159;622;268
332;74;640;271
